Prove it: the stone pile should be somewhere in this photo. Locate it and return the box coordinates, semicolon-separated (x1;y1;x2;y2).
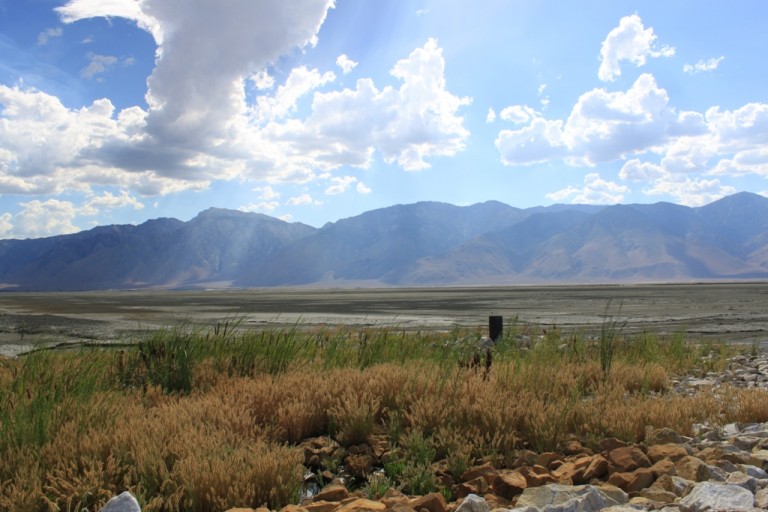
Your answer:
101;353;768;512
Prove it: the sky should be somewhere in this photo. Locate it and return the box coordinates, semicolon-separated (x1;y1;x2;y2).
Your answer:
1;1;768;239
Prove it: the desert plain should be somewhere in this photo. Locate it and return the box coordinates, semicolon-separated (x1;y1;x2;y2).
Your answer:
1;282;767;357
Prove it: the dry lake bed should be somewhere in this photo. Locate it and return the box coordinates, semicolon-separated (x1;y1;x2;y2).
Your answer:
1;282;767;356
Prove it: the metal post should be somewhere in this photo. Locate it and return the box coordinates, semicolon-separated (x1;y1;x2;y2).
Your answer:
489;315;503;342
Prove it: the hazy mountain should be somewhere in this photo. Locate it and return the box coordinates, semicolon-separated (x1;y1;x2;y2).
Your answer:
1;192;767;290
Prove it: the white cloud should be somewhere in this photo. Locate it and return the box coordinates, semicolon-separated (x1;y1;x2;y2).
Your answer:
253;185;280;200
619;159;665;181
0;213;12;237
239;201;279;213
643;175;735;206
546;173;629;204
325;175;357;195
12;199;80;239
81;52;118;79
286;193;319;206
38;27;63;45
80;190;144;215
486;108;497;123
356;181;372;194
499;105;537;124
598;14;674;82
683;57;724;75
251;70;275;90
253;66;335;122
336;54;358;75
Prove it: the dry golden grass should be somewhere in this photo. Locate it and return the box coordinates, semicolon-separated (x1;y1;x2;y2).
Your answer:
1;325;766;511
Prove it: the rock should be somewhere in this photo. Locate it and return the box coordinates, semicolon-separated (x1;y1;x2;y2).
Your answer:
582;455;609;481
513;484;628;511
632;487;678;504
607;446;652;473
652;474;695;498
647;428;684;445
740;464;768;479
598;438;629;453
674;456;711;482
453;476;489;499
460;465;498;486
454;494;489;512
732;436;762;452
749;449;768;469
410;493;447;512
649;458;676;477
101;492;141;512
755;487;768;509
678;481;755;512
647;444;688;463
562;439;591;456
314;484;350;502
280;506;308;512
304;502;339;512
491;471;527;499
335;499;386;512
606;468;655;493
551;462;583;485
727;471;758;493
536;452;563;469
518;465;558;488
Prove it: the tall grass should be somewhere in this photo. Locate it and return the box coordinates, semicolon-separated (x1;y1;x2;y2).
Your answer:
0;315;757;511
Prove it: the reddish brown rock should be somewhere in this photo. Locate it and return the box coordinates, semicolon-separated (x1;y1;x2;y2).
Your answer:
647;444;688;463
314;484;350;502
517;466;558;488
305;502;340;512
562;439;592;456
597;437;629;453
335;499;386;512
582;454;609;481
536;452;563;469
460;464;499;486
649;458;675;478
452;476;489;499
606;467;655;493
281;506;308;512
607;446;652;473
551;462;585;485
410;493;447;512
491;471;528;500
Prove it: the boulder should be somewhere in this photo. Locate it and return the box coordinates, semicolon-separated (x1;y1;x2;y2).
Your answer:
101;492;141;512
314;484;350;502
597;438;628;453
606;468;655;493
651;473;695;498
674;456;711;482
409;493;447;512
513;484;628;512
304;502;339;512
726;471;758;494
460;464;498;486
679;482;755;512
647;428;684;445
334;499;385;512
581;455;609;481
454;494;489;512
647;443;688;463
491;471;527;499
607;446;651;473
518;465;558;488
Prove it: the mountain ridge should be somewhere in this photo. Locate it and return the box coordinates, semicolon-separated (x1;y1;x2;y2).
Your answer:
1;192;767;290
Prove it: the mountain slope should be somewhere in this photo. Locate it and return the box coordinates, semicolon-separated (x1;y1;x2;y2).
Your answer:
1;192;767;290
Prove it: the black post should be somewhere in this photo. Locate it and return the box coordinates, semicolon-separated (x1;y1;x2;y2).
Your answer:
489;315;503;342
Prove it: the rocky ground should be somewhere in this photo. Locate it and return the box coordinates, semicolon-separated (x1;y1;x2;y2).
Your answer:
100;352;768;512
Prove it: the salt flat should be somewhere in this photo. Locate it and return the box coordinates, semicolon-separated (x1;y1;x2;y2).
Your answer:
1;282;767;356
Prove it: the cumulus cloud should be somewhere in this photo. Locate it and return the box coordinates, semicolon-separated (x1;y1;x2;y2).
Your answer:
0;213;12;237
356;181;372;194
336;54;358;74
486;108;497;123
643;175;735;206
286;194;320;206
598;14;674;82
253;185;281;200
546;173;628;204
1;3;470;226
683;57;724;75
12;199;80;239
239;201;279;213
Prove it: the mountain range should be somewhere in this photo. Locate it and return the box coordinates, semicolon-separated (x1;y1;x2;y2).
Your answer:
1;192;768;291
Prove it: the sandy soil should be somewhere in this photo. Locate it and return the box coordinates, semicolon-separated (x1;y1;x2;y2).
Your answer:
1;282;767;356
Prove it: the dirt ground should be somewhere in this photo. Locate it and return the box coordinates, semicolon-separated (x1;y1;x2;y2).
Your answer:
1;282;767;356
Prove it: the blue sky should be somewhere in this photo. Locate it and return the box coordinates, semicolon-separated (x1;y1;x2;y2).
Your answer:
1;1;768;239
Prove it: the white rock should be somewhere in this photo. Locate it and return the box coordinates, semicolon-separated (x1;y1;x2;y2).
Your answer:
679;482;754;512
455;494;489;512
514;484;628;512
100;492;141;512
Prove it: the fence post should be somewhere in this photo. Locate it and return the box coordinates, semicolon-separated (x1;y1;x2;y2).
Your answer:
489;315;503;342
